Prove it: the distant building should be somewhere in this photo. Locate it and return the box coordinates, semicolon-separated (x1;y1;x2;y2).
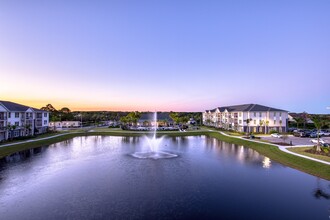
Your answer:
0;101;49;142
137;112;174;127
203;104;288;133
49;121;81;129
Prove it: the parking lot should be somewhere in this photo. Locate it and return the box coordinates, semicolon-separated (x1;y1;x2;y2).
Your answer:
260;135;330;146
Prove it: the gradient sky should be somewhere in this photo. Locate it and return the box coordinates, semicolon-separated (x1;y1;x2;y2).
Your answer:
0;0;329;113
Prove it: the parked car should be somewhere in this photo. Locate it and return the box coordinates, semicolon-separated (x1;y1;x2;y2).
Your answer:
309;132;319;138
293;130;311;137
310;139;326;144
271;133;282;138
323;143;330;147
322;130;330;136
287;127;297;132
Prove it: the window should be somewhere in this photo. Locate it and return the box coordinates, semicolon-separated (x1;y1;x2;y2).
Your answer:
44;113;47;117
274;112;276;116
274;120;276;125
8;113;11;118
15;122;19;126
239;112;242;117
239;120;242;124
44;120;47;125
254;120;256;125
259;112;262;117
15;112;19;118
279;112;282;116
254;112;256;117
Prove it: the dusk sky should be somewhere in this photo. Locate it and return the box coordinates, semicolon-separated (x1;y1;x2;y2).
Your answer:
0;0;329;113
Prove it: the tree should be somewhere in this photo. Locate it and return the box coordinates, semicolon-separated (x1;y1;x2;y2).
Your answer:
265;120;269;134
169;112;180;125
244;118;252;135
59;107;71;114
301;112;309;129
41;104;57;112
259;120;264;133
311;115;326;152
279;120;283;133
126;111;141;126
294;117;304;130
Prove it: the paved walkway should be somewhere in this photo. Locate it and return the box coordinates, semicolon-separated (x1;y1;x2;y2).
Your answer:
0;132;79;148
218;131;330;166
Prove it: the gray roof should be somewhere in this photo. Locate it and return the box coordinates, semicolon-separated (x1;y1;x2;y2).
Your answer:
138;112;173;122
0;100;47;112
206;104;287;113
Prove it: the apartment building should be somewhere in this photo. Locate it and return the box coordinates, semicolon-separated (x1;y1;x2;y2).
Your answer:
0;101;49;142
203;104;288;133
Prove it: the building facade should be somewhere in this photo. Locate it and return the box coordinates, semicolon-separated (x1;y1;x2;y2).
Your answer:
49;121;81;129
0;101;49;142
203;104;288;133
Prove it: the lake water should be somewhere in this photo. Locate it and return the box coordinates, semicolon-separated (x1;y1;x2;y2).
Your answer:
0;135;329;220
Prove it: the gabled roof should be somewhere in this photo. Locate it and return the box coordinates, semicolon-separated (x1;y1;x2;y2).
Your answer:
138;112;173;122
206;104;287;112
0;100;47;112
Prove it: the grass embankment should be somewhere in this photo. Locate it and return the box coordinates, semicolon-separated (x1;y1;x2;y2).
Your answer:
288;147;330;163
0;129;329;180
208;132;330;180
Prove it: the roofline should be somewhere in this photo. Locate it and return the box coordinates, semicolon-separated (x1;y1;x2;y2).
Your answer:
0;102;10;112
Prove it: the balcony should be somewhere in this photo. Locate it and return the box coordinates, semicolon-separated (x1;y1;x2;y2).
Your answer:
0;114;7;120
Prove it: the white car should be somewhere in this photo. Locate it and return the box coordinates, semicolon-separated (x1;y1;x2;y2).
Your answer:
310;139;326;144
271;133;282;138
322;130;330;136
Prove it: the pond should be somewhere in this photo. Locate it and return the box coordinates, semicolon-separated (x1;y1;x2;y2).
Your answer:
0;136;329;220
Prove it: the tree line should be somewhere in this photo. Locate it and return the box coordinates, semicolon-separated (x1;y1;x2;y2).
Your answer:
41;104;202;125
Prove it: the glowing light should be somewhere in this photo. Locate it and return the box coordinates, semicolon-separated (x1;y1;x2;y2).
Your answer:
262;157;271;169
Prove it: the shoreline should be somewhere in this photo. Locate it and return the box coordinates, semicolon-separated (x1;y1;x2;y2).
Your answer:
0;130;329;180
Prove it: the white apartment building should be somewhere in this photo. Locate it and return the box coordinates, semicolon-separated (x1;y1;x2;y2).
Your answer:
0;101;49;142
49;121;81;129
203;104;288;133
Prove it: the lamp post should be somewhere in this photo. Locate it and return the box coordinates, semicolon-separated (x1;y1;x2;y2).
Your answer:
78;113;82;129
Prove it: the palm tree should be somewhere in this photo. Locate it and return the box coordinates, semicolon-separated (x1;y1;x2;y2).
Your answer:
311;115;326;152
294;117;304;130
259;120;264;133
265;120;269;134
244;118;252;135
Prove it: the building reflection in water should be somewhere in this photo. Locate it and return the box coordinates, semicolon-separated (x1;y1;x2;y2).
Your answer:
262;157;271;169
204;137;272;169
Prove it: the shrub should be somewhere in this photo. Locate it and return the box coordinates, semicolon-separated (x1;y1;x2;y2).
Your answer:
269;130;278;134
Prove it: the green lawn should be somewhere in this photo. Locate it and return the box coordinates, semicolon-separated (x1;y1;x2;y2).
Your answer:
0;130;329;180
288;147;330;163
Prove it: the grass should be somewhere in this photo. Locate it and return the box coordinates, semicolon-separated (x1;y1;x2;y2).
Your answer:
0;129;329;180
288;147;330;163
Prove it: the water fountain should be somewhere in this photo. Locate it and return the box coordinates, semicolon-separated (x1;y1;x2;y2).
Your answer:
131;112;178;159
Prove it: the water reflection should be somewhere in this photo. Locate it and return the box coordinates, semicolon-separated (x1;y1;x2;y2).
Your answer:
204;137;270;168
0;135;328;220
0;146;46;164
262;157;271;169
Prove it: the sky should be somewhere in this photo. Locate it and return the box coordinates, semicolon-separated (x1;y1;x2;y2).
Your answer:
0;0;329;113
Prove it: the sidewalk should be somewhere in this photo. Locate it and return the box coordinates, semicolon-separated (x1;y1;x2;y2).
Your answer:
218;131;330;166
0;132;77;148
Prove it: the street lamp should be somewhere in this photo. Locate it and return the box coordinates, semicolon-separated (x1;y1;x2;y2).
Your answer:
78;113;82;129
